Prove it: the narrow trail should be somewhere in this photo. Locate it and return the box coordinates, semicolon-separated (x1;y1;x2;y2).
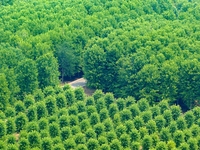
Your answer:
68;78;86;89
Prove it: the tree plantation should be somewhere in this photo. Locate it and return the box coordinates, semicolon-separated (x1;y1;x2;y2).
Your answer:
0;0;200;149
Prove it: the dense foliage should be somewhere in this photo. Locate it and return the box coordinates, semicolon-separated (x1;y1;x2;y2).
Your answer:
0;87;200;149
1;0;200;149
0;0;200;109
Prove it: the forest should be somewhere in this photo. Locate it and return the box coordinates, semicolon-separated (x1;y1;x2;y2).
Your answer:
0;0;200;149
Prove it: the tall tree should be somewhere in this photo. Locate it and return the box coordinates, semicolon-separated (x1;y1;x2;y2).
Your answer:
36;53;60;89
0;73;10;111
16;59;38;96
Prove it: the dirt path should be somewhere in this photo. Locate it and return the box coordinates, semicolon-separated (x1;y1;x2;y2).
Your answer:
68;78;86;88
68;78;95;96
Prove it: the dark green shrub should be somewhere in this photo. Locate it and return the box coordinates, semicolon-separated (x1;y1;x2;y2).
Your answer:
24;94;35;108
139;127;148;139
131;142;140;150
125;96;136;107
65;89;75;106
53;143;65;150
38;118;48;131
63;84;71;91
110;139;121;150
171;105;181;120
6;118;16;134
151;133;160;147
78;112;88;123
133;116;144;130
90;112;100;126
36;102;47;120
74;87;85;101
120;109;132;122
176;116;186;130
57;108;68;118
76;101;86;113
183;129;192;142
80;119;90;132
86;97;95;106
94;123;105;137
87;139;99;150
192;107;200;122
168;121;177;134
98;136;108;145
104;93;115;108
188;138;198;150
99;108;109;122
15;101;25;114
184;111;194;128
93;90;104;102
27;121;39;132
85;128;96;140
103;118;114;132
156;141;168;150
68;105;78;115
137;98;149;112
96;97;106;113
5;107;15;117
86;106;97;117
100;144;110;150
125;120;134;134
146;120;157;134
74;133;86;144
60;127;71;141
7;134;16;144
41;137;52;150
40;130;49;138
19;138;29;150
59;115;69;129
54;85;63;95
56;93;66;109
190;124;200;137
115;124;126;137
48;115;58;124
109;103;119;119
129;104;140;118
113;113;121;127
27;106;37;121
0;140;6;149
150;106;160;119
142;135;152;150
28;131;41;149
15;112;28;132
160;128;171;142
69;115;78;126
106;131;117;143
52;136;62;146
7;144;18;150
116;98;125;111
71;125;81;135
141;110;152;123
43;86;55;97
158;100;169;114
49;123;60;138
120;134;130;148
155;115;166;131
173;130;184;147
64;139;76;149
45;96;57;116
163;109;172;126
77;144;87;150
34;89;44;102
179;143;189;150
